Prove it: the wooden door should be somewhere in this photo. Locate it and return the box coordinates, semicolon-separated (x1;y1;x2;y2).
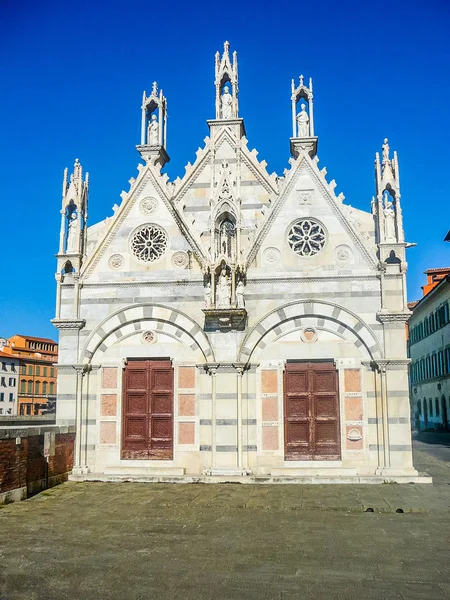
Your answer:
284;361;341;460
122;359;173;460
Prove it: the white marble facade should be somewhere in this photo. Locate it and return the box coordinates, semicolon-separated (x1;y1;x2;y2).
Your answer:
52;43;420;481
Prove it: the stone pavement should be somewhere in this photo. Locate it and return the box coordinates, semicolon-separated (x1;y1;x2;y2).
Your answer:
0;437;449;600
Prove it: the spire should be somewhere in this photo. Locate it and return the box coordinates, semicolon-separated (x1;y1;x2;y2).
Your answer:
58;158;89;259
214;40;239;120
138;81;169;166
374;138;404;246
290;73;317;158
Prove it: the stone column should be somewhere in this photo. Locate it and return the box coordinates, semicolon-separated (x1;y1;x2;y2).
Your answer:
72;366;85;474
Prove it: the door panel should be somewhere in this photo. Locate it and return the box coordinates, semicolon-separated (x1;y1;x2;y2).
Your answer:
284;361;341;461
122;360;174;460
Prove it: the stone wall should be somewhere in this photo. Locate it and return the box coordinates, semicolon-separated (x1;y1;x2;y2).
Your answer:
0;425;75;505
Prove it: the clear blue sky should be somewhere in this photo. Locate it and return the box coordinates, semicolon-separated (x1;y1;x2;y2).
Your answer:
1;0;449;340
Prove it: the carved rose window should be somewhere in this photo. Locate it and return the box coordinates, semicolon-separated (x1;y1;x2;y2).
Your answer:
130;224;168;262
288;218;326;257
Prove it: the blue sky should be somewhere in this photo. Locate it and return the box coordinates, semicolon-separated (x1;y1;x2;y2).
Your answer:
1;0;449;340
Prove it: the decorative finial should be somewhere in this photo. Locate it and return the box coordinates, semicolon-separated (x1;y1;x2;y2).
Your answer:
151;81;158;96
299;74;304;86
224;40;230;53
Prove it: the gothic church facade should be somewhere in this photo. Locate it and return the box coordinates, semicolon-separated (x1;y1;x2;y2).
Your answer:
53;43;422;482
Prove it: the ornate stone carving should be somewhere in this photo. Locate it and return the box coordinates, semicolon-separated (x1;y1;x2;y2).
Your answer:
51;318;86;330
204;281;212;308
288;219;326;257
296;189;313;206
334;244;352;263
172;251;189;269
217;269;231;308
300;327;318;343
147;114;159;146
130;224;168;263
347;428;363;441
221;86;233;119
141;330;157;344
108;254;124;269
236;280;245;308
296;103;310;137
263;247;281;265
140;196;158;215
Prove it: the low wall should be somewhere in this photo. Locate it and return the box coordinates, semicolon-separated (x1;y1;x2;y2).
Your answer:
0;425;75;506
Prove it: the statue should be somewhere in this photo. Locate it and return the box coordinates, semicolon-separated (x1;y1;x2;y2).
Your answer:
382;138;390;164
66;212;79;253
148;114;159;146
296;104;309;137
221;86;233;119
204;281;212;309
217;269;231;308
236;280;245;309
383;193;396;242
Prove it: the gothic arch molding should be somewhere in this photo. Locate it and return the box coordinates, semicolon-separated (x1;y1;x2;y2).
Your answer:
80;303;214;363
238;299;383;362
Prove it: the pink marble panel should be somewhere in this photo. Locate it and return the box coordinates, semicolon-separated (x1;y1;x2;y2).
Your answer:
262;426;279;450
178;422;195;445
102;367;118;389
100;422;116;444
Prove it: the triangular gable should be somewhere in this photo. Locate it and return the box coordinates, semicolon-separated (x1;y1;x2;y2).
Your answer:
245;149;377;269
82;159;209;279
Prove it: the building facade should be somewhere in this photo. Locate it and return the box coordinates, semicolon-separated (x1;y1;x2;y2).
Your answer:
0;349;19;415
409;268;450;431
1;335;58;415
53;43;421;482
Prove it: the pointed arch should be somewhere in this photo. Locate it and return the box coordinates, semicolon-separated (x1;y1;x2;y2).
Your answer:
80;303;214;364
238;299;383;362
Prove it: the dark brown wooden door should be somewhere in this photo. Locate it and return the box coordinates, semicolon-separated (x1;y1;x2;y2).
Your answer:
284;361;341;460
122;360;173;460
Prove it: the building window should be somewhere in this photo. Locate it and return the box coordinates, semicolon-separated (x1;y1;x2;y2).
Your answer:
420;359;425;381
0;393;4;402
50;367;54;377
287;218;327;257
426;357;431;379
432;354;437;378
444;303;449;325
35;381;40;395
20;380;25;394
28;365;33;376
130;223;168;263
1;377;5;387
27;380;32;394
43;381;48;394
9;393;13;402
1;362;6;371
49;381;54;394
439;351;444;376
43;366;47;376
429;398;434;417
435;398;440;417
11;363;16;372
36;366;41;376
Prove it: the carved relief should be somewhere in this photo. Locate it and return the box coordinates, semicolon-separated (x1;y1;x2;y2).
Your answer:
108;254;124;269
172;251;189;269
263;247;281;265
141;331;157;344
140;197;158;215
296;189;314;206
334;244;353;263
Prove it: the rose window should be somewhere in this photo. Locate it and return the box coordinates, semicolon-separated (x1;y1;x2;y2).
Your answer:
130;224;168;262
287;218;326;257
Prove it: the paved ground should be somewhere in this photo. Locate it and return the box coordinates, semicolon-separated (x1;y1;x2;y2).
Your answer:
1;436;449;600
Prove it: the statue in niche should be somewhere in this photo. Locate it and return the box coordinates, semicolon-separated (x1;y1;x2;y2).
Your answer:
382;138;390;164
66;211;80;253
236;280;245;309
296;103;309;138
221;86;233;119
147;114;159;146
217;269;231;308
383;193;396;242
204;281;212;309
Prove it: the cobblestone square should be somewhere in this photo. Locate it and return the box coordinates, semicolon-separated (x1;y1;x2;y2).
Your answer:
0;437;449;600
